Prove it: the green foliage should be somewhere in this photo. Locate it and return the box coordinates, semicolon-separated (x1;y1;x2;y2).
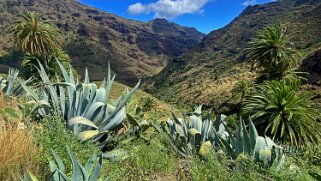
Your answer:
245;24;299;79
24;148;109;181
166;105;228;157
22;60;140;146
241;81;321;146
12;11;62;55
191;154;229;181
34;116;98;179
21;50;72;82
232;80;254;102
140;97;158;112
105;134;178;180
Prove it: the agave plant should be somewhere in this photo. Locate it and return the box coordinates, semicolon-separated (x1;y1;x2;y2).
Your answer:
0;68;31;97
22;60;140;146
215;118;285;169
23;148;109;181
166;106;228;157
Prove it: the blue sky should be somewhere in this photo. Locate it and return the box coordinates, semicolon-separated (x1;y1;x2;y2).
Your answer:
79;0;276;34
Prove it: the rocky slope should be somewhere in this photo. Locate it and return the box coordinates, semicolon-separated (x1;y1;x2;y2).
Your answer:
0;0;204;84
149;0;321;107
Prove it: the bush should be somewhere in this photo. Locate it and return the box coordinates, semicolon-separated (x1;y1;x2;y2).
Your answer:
34;116;98;179
106;134;178;180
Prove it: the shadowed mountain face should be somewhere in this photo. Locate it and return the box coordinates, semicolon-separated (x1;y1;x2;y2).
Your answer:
149;0;321;106
0;0;204;84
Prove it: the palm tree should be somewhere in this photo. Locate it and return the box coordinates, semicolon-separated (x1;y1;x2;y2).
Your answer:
12;11;62;55
245;25;298;80
232;80;253;102
241;81;321;146
22;50;71;82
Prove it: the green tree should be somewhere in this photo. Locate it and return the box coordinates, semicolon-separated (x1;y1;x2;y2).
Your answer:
245;25;298;80
22;50;71;82
241;81;321;146
12;11;62;55
232;80;254;102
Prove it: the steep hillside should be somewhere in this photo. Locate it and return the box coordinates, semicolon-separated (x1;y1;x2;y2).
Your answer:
149;0;321;107
0;0;204;84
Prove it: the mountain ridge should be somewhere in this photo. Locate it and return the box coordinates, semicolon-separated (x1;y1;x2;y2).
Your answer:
0;0;205;84
148;0;321;107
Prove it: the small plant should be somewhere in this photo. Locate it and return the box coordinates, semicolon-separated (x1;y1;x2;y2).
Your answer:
24;148;110;181
140;97;158;112
232;80;253;102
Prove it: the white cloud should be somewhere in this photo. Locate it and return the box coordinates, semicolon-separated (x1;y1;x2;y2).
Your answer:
127;3;146;15
243;0;278;6
128;0;209;19
243;0;257;6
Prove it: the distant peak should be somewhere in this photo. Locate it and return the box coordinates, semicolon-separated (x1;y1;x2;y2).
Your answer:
150;18;170;24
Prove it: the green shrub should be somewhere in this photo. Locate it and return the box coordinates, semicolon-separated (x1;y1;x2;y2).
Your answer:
192;153;229;181
106;134;178;180
34;116;98;179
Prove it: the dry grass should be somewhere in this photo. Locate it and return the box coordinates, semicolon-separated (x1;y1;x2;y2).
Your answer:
0;121;40;181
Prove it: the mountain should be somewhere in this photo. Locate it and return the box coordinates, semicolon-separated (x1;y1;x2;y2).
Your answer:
149;0;321;108
0;0;204;84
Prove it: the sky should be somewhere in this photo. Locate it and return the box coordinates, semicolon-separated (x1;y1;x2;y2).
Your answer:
79;0;276;34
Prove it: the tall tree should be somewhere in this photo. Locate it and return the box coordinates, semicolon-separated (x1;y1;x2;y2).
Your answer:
245;25;298;80
12;11;62;55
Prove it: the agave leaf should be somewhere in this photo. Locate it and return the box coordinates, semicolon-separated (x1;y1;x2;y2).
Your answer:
51;148;65;173
85;151;98;175
190;115;202;132
23;171;39;181
126;114;140;127
69;116;98;129
100;81;140;129
67;147;81;181
56;169;71;181
89;154;103;181
235;118;244;155
249;119;258;151
78;130;100;142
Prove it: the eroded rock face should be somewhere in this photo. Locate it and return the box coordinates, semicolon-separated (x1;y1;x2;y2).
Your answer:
301;49;321;85
0;0;205;84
